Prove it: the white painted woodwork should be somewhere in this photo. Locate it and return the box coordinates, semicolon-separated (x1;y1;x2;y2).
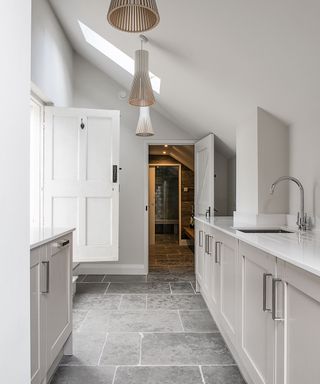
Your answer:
44;107;120;262
195;220;204;288
217;231;238;343
276;261;320;384
202;227;214;299
148;166;156;245
195;134;215;216
45;234;73;367
30;247;46;384
239;242;276;384
30;232;73;383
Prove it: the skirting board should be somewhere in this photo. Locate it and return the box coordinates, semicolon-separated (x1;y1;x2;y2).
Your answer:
76;263;146;275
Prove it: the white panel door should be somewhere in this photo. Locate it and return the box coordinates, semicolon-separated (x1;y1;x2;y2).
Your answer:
44;107;120;262
195;134;215;216
239;242;276;384
276;261;320;384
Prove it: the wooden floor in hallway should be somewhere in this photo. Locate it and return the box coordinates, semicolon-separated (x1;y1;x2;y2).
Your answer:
51;271;246;384
149;234;195;271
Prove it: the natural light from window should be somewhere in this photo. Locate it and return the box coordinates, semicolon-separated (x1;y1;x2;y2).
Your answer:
78;21;161;94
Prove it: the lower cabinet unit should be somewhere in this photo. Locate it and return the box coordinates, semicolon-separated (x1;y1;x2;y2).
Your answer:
239;241;276;384
30;233;73;384
276;260;320;384
195;220;204;290
216;230;238;343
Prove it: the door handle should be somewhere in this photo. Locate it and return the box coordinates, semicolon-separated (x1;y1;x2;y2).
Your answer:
113;165;118;183
272;278;284;321
263;273;272;312
199;230;203;247
207;236;212;255
40;261;49;294
215;241;222;264
204;234;208;253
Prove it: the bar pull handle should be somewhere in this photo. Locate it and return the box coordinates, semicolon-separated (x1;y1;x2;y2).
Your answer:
272;278;284;321
263;273;272;312
113;165;118;183
215;241;222;264
207;236;212;255
199;230;203;247
204;234;208;253
40;261;49;294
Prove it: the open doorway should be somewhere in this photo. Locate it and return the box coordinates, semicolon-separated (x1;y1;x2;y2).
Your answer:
148;145;195;272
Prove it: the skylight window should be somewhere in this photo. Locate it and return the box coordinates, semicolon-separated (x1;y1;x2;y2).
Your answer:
78;21;161;94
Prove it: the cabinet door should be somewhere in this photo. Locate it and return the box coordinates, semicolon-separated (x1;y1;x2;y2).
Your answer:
239;242;276;384
276;261;320;384
195;221;204;287
46;234;73;367
30;247;46;384
202;229;214;299
217;231;238;342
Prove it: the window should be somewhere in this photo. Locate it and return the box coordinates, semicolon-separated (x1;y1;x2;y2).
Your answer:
78;21;161;94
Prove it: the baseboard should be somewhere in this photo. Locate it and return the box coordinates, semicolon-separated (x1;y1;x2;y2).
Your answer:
76;263;146;275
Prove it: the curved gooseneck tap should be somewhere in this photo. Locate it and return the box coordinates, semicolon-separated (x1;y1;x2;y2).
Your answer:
270;176;307;231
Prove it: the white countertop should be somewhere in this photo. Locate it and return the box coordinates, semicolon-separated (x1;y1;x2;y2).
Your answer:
195;216;320;277
30;228;75;250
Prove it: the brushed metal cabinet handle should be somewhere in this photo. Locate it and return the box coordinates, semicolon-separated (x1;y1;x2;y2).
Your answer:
263;273;273;312
205;234;208;254
272;278;284;321
199;230;203;247
40;261;49;294
215;241;222;264
207;236;212;255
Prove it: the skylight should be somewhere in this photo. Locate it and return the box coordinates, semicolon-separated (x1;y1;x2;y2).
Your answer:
78;21;161;94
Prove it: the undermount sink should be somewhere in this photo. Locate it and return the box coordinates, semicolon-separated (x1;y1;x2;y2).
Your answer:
237;229;294;234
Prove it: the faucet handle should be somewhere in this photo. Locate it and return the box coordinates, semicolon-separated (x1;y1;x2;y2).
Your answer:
296;212;300;227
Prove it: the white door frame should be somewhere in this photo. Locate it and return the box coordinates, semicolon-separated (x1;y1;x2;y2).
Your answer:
143;139;196;274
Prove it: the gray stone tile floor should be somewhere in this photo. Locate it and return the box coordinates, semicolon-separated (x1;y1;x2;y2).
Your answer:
51;272;246;384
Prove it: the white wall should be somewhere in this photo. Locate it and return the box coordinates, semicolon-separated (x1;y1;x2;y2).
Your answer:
31;0;73;106
228;157;236;215
0;1;31;383
236;113;258;214
214;151;228;216
289;122;320;229
73;54;194;272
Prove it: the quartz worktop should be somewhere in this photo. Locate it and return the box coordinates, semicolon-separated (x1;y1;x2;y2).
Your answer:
30;228;75;250
195;215;320;278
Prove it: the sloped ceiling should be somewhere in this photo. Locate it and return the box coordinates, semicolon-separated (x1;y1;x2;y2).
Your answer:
49;0;320;154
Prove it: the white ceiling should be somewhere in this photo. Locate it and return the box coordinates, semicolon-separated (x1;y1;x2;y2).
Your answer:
49;0;320;154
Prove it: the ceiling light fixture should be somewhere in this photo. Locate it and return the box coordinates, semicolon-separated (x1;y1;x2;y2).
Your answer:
136;107;154;137
129;35;155;107
107;0;160;33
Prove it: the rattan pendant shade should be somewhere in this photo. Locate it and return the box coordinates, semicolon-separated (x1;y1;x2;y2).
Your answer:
136;107;154;136
129;49;155;107
107;0;160;33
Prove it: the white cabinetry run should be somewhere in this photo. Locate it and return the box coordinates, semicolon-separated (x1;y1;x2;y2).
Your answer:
30;230;73;384
195;218;320;384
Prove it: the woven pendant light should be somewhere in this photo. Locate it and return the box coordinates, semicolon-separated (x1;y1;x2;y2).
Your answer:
136;107;154;136
107;0;160;33
129;40;155;106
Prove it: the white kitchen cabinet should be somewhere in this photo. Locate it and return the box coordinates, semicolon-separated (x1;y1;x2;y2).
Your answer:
202;227;214;299
215;230;238;343
239;242;276;384
276;260;320;384
195;220;204;290
30;232;73;384
46;234;73;367
30;246;46;384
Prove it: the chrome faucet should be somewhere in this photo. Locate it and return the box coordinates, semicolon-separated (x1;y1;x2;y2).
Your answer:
270;176;308;231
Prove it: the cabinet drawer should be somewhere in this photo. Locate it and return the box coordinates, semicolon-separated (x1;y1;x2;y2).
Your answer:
48;234;72;256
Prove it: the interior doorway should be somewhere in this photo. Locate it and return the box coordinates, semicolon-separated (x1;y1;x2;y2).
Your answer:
148;145;195;272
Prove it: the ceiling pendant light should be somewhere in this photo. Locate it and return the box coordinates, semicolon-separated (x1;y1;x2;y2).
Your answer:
129;35;155;107
136;107;154;136
107;0;160;33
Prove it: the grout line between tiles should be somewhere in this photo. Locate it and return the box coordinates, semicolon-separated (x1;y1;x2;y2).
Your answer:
118;294;124;310
76;310;90;332
97;332;109;366
111;366;118;384
199;366;206;384
177;310;184;332
104;282;111;294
